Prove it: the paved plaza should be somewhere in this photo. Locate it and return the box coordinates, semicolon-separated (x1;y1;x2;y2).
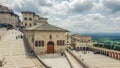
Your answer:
0;30;44;68
65;50;83;68
39;54;70;68
74;51;120;68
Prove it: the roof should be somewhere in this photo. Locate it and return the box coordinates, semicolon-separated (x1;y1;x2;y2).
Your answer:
21;11;35;14
25;23;69;32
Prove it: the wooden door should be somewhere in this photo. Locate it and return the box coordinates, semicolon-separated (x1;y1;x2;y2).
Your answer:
47;41;54;53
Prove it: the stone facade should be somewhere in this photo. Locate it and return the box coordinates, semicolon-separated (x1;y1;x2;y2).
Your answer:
0;5;20;27
25;31;71;54
22;12;48;27
22;12;71;54
72;34;93;49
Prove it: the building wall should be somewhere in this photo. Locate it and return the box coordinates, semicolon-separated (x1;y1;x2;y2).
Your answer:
25;30;71;54
0;13;19;26
22;12;34;27
72;34;93;48
22;12;48;28
0;5;20;27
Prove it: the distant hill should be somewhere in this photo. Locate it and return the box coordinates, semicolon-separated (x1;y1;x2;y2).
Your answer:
78;33;120;42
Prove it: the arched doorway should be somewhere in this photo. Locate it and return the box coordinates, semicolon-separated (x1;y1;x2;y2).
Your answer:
47;41;54;53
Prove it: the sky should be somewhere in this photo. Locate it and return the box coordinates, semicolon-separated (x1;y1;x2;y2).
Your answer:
0;0;120;33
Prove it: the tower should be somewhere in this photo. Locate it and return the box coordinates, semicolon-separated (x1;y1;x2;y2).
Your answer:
22;12;35;27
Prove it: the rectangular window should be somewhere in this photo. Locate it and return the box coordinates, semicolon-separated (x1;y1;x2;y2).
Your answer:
35;41;38;47
57;40;64;46
39;40;44;47
29;18;32;21
50;35;52;39
24;17;27;20
39;41;41;47
25;23;27;26
42;41;44;46
35;40;44;47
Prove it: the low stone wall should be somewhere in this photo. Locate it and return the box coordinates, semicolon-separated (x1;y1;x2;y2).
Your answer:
89;46;120;60
67;49;90;68
35;55;51;68
64;51;72;68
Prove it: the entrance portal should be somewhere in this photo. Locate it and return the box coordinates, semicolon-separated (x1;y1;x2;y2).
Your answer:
47;41;54;53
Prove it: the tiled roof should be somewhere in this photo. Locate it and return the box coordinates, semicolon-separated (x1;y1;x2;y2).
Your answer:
25;23;69;32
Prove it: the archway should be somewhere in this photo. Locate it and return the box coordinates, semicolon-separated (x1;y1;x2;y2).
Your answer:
47;41;54;53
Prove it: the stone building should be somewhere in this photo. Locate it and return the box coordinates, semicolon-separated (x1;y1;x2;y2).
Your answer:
22;12;71;54
72;34;93;50
0;5;20;27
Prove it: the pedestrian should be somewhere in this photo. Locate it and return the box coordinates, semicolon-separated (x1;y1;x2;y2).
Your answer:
30;50;34;56
61;51;64;56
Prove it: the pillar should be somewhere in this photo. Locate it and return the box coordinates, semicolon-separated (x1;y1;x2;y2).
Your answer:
112;52;115;58
109;51;112;57
118;53;120;60
116;53;119;59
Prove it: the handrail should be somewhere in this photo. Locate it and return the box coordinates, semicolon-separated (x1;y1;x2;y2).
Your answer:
35;54;51;68
67;49;91;68
64;51;73;68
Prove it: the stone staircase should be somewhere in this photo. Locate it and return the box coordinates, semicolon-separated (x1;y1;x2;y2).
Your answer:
0;30;44;68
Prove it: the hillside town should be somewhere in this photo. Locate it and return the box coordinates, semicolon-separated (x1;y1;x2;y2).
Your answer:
0;4;120;68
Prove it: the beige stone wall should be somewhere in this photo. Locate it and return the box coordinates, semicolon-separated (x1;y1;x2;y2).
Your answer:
22;12;48;28
75;41;93;48
72;34;93;48
25;30;71;54
22;13;34;27
34;31;69;54
0;5;19;27
0;13;19;27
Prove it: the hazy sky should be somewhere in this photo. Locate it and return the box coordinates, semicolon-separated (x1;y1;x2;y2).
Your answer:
0;0;120;33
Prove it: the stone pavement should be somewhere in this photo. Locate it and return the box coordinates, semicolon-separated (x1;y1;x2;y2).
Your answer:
0;30;45;68
0;28;7;40
65;51;83;68
76;51;120;68
39;53;70;68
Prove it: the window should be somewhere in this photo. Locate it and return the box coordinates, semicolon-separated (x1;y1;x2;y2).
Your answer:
30;23;31;27
25;23;27;26
67;41;69;43
29;18;32;21
35;41;38;47
35;40;44;47
24;17;27;20
57;40;65;46
50;35;52;39
39;41;44;47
